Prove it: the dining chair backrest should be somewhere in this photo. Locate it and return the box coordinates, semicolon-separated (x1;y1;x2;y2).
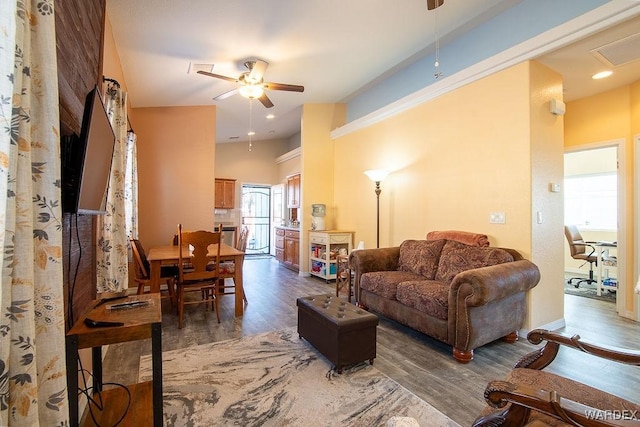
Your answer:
177;224;222;282
237;226;249;252
130;238;150;280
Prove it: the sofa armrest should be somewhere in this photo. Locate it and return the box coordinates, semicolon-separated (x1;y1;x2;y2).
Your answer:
449;259;540;307
349;247;400;275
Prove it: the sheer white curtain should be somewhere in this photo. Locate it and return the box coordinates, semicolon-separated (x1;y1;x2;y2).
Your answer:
0;0;69;424
96;82;129;292
125;130;139;239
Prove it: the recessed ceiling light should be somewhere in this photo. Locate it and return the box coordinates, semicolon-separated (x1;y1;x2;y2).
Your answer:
247;131;256;136
266;114;275;119
592;70;613;79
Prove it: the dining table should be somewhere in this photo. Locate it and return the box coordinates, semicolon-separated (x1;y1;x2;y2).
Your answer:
147;243;246;316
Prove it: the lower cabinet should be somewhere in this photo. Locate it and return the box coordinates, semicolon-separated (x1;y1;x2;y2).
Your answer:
275;228;285;262
276;227;299;272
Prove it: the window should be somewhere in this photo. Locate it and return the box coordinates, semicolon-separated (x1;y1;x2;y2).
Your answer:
564;172;617;230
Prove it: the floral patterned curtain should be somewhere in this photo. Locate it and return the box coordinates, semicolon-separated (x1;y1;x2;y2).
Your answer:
96;82;129;293
0;0;69;425
125;131;138;239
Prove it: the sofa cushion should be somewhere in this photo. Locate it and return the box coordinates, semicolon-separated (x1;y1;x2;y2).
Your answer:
397;239;446;279
360;271;425;300
435;240;514;284
396;280;449;320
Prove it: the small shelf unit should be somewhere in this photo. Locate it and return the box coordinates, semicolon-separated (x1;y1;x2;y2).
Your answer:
309;230;354;281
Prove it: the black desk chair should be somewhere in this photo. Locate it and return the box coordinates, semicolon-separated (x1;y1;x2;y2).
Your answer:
564;225;597;288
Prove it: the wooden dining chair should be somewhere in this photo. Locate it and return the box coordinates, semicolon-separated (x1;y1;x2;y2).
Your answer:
176;224;222;328
217;225;249;303
130;238;177;306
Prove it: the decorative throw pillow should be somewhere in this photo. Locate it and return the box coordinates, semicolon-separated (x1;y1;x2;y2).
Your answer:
435;240;514;284
398;239;446;279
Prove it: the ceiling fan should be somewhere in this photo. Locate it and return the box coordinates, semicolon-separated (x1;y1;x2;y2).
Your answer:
197;59;304;108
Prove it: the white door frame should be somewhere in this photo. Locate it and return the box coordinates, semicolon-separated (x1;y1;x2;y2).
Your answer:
634;135;640;321
566;138;628;318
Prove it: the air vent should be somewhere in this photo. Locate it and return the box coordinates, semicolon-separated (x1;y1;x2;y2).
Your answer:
590;32;640;67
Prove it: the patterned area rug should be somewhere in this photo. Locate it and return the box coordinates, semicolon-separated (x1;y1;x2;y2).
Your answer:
564;276;616;302
139;328;460;427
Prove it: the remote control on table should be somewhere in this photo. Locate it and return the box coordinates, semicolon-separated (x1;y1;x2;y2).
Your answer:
84;318;124;328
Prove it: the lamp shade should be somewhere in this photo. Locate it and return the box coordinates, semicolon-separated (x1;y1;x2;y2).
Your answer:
239;84;264;99
364;169;389;182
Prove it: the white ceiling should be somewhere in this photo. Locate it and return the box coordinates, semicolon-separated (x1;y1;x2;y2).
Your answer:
106;1;640;144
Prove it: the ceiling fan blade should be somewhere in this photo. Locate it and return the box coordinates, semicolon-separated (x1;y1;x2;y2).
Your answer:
197;70;239;83
263;82;305;92
213;88;238;101
248;59;268;83
427;0;444;10
258;92;274;108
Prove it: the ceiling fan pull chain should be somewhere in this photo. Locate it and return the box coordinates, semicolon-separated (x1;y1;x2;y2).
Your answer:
248;99;253;152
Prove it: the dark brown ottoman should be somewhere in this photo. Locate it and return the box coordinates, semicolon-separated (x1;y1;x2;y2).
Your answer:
297;294;378;373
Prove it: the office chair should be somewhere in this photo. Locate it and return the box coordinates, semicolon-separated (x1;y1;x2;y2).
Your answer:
564;225;597;288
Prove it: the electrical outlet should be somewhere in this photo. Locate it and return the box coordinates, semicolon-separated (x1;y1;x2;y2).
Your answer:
489;212;506;224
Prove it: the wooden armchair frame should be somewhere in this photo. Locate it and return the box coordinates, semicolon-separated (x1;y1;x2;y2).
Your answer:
473;329;640;427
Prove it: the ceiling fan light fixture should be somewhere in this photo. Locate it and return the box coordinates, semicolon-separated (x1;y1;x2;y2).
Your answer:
239;84;264;99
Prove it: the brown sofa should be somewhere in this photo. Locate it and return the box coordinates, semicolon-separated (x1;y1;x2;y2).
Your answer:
349;234;540;363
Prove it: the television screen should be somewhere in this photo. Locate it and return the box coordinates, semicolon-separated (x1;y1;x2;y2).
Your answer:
61;86;115;214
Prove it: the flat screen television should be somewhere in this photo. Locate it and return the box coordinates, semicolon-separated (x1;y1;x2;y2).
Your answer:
61;86;115;214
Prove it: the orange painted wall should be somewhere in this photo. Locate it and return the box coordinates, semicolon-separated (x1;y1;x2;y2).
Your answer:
300;104;347;272
529;61;565;328
331;61;565;328
134;106;216;248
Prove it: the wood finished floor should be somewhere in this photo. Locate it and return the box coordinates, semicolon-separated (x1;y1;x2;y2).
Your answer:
101;257;640;426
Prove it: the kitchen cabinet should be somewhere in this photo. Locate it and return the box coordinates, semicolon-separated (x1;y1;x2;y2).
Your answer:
285;229;300;271
275;227;285;262
215;178;236;209
309;230;354;281
286;174;300;208
276;227;299;272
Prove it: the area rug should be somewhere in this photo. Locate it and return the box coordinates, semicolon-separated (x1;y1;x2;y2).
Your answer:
564;277;616;302
139;328;460;426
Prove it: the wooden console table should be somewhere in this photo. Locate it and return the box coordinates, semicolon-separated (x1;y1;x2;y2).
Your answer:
66;293;162;426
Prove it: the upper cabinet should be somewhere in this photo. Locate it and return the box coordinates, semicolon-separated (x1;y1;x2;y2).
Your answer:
287;174;300;208
215;178;236;209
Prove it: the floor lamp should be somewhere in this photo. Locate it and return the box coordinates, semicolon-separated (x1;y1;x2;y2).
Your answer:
364;170;389;248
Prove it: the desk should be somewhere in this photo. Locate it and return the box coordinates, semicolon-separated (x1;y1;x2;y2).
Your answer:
66;294;162;426
147;243;245;316
593;241;617;296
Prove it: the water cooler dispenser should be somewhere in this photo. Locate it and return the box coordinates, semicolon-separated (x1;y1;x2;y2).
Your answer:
311;204;326;230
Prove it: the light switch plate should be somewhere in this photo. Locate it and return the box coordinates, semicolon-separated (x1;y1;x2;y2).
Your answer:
489;212;506;224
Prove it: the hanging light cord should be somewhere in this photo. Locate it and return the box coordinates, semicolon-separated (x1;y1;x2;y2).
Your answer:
433;5;443;80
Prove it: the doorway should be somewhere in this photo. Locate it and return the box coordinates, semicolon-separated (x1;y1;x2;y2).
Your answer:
564;142;626;314
241;185;271;255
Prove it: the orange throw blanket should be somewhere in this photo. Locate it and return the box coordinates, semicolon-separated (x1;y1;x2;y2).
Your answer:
426;230;490;247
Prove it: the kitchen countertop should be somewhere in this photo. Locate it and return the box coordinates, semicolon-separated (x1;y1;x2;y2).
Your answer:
275;225;301;231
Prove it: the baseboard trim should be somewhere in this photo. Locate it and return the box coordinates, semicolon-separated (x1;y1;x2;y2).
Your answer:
520;317;566;337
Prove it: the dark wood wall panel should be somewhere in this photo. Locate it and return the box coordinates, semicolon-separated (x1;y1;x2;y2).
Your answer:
55;0;106;329
55;0;105;136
